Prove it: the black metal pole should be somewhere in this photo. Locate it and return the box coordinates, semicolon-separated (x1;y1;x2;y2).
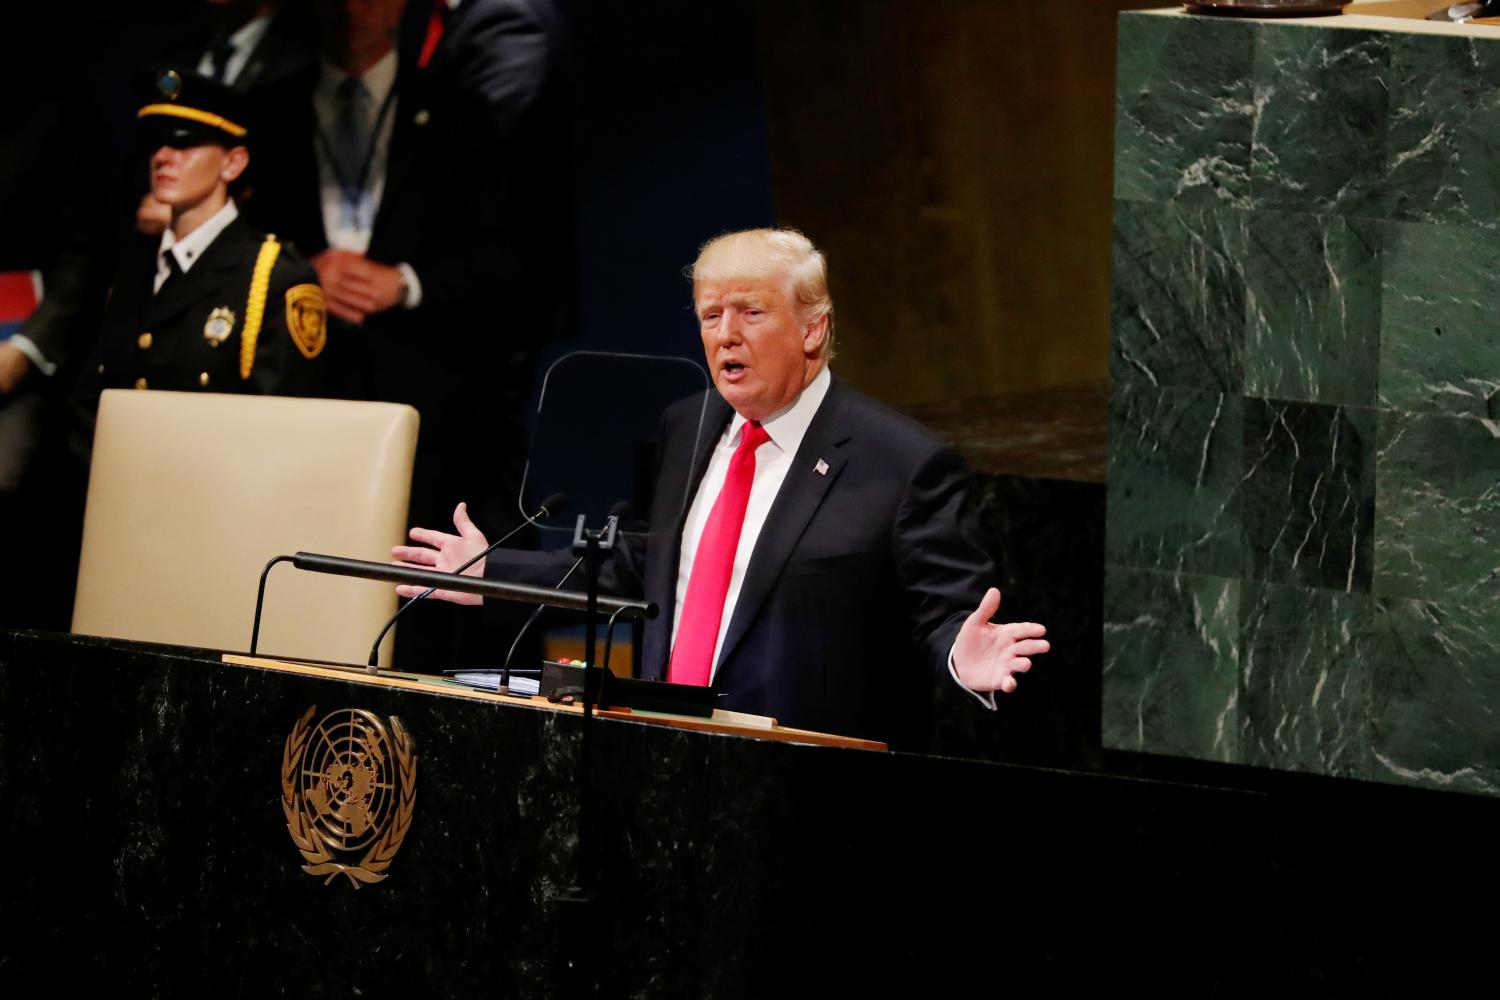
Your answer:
249;550;655;661
555;513;621;995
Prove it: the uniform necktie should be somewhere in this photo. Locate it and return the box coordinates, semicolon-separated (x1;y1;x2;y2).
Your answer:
155;249;183;296
668;421;770;687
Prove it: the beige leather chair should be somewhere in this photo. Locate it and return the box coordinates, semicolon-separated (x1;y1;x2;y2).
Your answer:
73;390;419;667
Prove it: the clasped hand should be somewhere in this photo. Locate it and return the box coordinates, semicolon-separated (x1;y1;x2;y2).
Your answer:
312;249;406;325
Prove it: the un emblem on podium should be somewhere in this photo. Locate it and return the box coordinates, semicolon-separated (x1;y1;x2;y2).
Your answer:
281;706;417;887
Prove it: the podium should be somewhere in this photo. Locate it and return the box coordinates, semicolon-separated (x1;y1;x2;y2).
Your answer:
3;628;1497;993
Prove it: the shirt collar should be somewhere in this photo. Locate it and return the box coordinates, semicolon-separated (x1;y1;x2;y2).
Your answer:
317;48;398;106
726;365;832;457
159;199;239;274
227;15;271;57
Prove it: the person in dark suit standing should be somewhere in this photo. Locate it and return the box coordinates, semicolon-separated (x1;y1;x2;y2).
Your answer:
394;229;1049;746
248;0;566;670
187;0;316;91
248;0;560;528
75;69;329;445
397;0;575;347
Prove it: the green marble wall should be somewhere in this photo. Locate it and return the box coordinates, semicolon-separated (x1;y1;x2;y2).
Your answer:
1105;11;1500;796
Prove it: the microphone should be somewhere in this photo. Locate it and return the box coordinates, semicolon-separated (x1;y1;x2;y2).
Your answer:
498;501;631;696
365;491;568;671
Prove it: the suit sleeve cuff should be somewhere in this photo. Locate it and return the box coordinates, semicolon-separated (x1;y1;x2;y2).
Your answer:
397;263;423;309
7;334;56;376
948;644;997;711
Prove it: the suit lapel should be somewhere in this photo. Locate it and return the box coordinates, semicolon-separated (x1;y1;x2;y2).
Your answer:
714;379;852;679
259;67;327;254
682;395;732;514
371;71;424;258
290;74;329;252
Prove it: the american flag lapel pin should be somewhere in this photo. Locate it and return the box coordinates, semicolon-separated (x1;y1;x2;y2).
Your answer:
814;458;830;477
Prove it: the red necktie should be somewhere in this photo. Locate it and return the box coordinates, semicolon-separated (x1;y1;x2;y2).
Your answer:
668;421;771;686
417;0;450;69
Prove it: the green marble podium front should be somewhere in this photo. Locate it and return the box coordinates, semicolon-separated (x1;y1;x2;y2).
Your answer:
1104;7;1500;795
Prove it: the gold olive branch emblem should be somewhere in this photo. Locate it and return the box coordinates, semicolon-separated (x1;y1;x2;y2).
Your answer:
281;706;417;888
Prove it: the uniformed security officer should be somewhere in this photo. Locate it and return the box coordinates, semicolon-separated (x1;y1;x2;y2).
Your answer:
76;68;328;434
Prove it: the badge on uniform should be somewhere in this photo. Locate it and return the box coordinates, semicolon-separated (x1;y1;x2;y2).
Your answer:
203;306;236;347
285;284;328;359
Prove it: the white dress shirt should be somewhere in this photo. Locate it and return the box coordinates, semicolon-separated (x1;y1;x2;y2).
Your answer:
195;16;271;86
155;199;239;294
671;367;833;679
311;51;421;307
670;366;995;709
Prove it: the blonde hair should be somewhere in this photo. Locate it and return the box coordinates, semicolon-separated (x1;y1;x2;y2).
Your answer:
690;228;836;358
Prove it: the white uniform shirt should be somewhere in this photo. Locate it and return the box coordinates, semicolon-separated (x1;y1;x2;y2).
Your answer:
155;199;239;293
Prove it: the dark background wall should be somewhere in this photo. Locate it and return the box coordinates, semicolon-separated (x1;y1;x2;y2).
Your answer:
557;0;1169;484
552;0;776;363
756;1;1151;406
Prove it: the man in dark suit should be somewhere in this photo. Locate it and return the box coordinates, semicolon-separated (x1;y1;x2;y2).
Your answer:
187;0;316;91
247;0;563;523
248;0;567;670
394;229;1048;746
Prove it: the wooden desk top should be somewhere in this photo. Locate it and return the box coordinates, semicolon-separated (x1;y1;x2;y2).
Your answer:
222;654;888;752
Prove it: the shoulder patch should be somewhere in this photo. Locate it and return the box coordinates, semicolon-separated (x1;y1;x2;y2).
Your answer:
285;284;328;359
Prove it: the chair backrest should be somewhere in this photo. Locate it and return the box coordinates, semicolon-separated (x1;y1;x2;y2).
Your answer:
72;390;419;667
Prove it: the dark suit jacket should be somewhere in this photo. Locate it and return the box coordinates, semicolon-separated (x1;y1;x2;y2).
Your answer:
247;18;559;526
250;0;568;384
401;0;575;346
247;61;517;367
166;7;316;96
491;376;998;746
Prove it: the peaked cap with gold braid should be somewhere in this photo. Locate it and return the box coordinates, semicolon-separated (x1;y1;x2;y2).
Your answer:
138;68;251;147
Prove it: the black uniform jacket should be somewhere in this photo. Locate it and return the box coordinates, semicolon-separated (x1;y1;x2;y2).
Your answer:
83;217;327;401
81;215;328;403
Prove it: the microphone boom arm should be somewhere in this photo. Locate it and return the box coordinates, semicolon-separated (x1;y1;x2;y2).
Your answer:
249;551;657;659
